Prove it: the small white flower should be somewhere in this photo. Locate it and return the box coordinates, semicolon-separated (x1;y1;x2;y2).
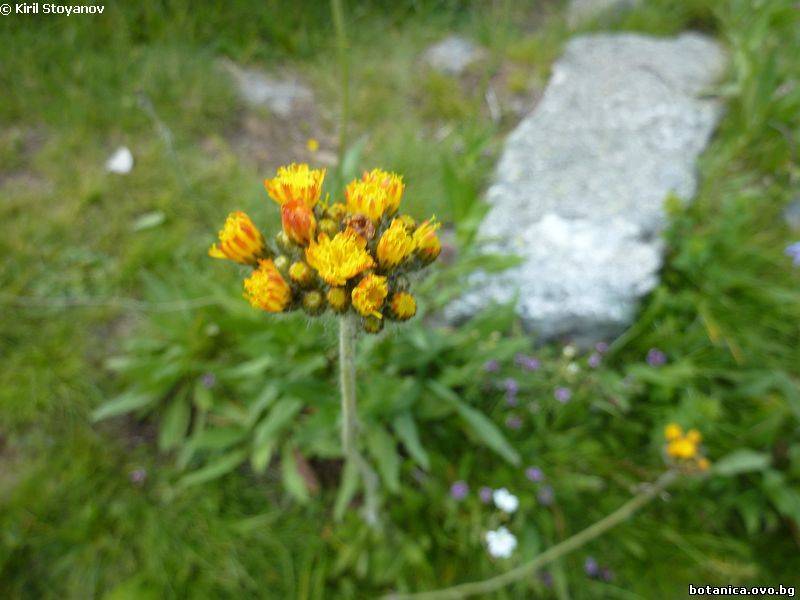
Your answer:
562;344;577;359
486;526;517;558
105;146;134;174
566;361;580;375
492;487;519;513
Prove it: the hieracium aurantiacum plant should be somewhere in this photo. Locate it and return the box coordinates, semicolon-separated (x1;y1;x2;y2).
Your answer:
209;163;441;524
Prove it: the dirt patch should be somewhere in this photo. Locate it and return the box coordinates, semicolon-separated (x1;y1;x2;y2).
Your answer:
216;64;338;174
0;126;51;193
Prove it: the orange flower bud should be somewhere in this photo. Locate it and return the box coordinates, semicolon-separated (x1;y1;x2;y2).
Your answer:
281;200;316;246
208;211;267;266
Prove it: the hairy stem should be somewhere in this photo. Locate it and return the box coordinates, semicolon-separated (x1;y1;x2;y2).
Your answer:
339;314;381;527
383;470;679;599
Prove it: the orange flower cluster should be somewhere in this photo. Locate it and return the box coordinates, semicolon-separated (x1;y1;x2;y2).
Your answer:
209;164;440;332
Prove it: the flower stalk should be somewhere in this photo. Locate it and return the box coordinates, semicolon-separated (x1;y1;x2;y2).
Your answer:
383;470;679;599
339;313;381;526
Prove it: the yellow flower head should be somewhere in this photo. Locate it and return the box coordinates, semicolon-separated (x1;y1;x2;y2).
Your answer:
664;423;683;442
305;230;375;286
352;274;388;319
413;217;442;262
377;219;416;268
306;138;319;152
289;261;314;287
208;211;267;266
345;169;404;221
265;163;325;207
325;202;347;221
243;259;292;312
327;287;349;313
389;292;416;321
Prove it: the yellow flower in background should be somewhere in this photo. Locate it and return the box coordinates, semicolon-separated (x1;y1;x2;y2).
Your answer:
305;230;375;286
352;274;388;318
389;291;416;321
345;169;404;221
243;259;292;312
413;217;441;262
664;423;709;470
265;163;325;207
306;138;319;152
664;423;682;442
208;211;267;266
377;219;416;268
667;438;697;459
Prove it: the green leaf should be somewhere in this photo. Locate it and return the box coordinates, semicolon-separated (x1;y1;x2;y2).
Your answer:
193;380;213;411
713;449;771;476
187;427;247;452
92;392;155;421
253;398;303;448
158;395;191;451
246;384;280;427
281;443;310;503
251;439;275;474
365;426;400;493
392;413;430;470
428;381;520;465
334;461;359;521
177;449;247;488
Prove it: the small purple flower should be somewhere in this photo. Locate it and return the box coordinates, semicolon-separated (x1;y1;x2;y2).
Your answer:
525;466;544;482
479;486;493;504
450;480;469;501
505;393;518;407
514;353;541;371
595;342;609;354
538;571;553;588
588;353;602;368
537;484;554;506
584;556;600;578
785;242;800;266
502;378;519;395
554;387;572;403
505;415;522;430
483;359;500;373
646;348;667;367
601;567;614;582
129;468;147;485
201;372;217;388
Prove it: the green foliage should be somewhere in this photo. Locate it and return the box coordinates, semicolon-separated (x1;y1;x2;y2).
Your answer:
3;0;800;597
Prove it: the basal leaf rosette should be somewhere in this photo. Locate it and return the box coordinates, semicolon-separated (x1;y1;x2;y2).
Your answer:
209;164;440;333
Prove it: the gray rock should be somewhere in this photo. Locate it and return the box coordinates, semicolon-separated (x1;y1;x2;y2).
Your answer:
222;61;312;117
451;33;727;343
784;198;800;231
567;0;638;27
423;35;485;75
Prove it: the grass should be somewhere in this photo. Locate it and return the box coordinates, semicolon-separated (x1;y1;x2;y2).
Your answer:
2;0;800;597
